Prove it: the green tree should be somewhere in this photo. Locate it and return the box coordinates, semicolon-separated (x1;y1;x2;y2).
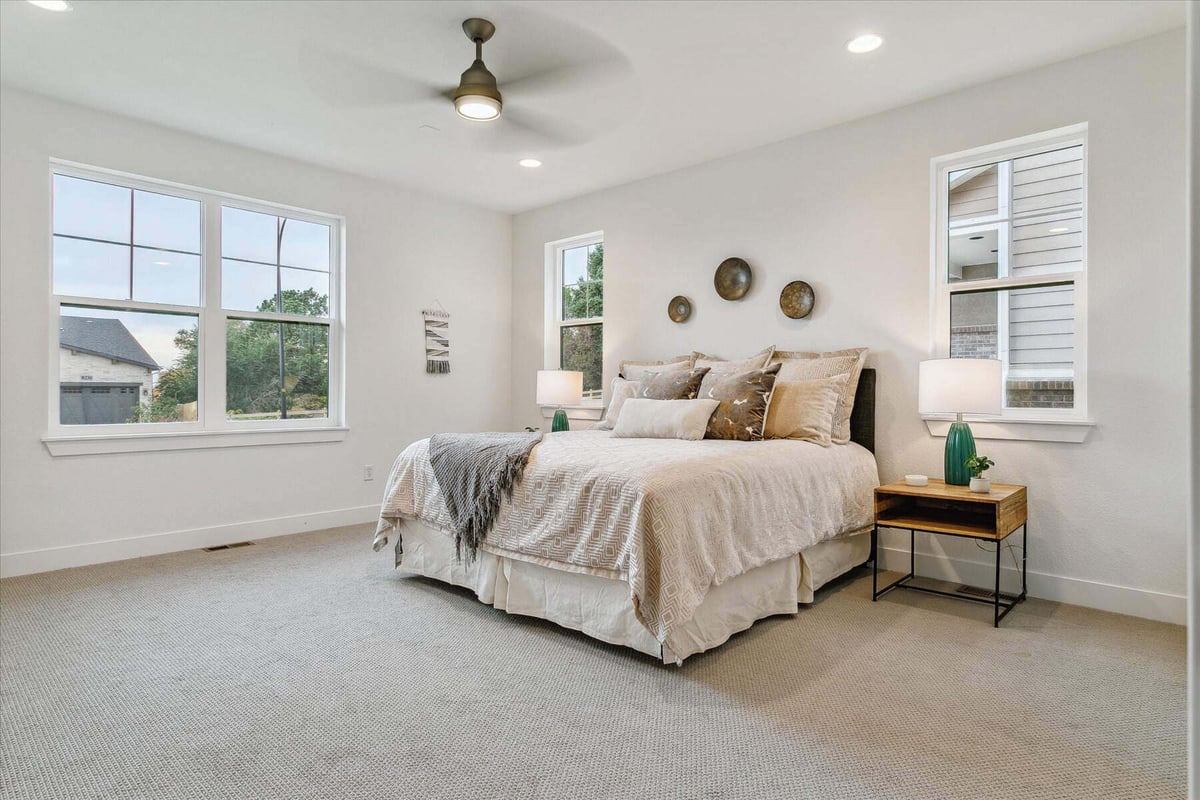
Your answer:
133;289;329;423
560;244;603;395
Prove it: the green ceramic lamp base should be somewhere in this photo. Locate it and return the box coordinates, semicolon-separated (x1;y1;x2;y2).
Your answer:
944;420;977;486
551;408;570;433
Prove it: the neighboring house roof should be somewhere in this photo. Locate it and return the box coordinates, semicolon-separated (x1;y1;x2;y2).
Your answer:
59;317;159;370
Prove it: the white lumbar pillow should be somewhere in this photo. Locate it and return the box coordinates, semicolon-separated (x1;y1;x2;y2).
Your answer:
612;398;720;440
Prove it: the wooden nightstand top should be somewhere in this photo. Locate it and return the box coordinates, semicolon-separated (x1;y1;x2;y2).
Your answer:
875;479;1027;540
875;479;1025;504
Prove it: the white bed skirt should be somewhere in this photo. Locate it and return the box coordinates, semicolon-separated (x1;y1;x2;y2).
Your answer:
394;521;871;664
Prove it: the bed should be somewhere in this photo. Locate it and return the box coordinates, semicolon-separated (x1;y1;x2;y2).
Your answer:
374;370;879;664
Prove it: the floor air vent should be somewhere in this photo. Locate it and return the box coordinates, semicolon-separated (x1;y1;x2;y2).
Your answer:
203;541;255;552
954;584;1017;602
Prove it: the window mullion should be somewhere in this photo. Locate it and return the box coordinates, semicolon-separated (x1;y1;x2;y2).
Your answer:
200;198;226;430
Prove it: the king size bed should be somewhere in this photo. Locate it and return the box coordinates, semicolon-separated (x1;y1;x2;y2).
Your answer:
374;369;878;664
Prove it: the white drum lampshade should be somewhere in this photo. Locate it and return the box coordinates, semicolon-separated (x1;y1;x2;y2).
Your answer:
537;370;583;432
918;358;1002;417
918;358;1001;486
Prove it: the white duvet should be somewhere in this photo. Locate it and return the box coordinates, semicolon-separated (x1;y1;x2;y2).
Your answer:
375;430;878;644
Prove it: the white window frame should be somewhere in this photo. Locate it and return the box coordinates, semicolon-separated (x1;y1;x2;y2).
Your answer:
43;160;346;456
929;124;1093;442
543;231;604;410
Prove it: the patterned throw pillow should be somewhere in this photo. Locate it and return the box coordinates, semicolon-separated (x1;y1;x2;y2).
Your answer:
701;363;782;441
771;348;868;444
619;355;694;381
637;368;710;400
595;377;639;431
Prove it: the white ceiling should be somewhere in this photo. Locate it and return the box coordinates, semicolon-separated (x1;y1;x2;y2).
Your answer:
0;0;1185;214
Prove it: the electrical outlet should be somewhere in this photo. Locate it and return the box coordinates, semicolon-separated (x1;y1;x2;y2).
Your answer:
363;465;375;481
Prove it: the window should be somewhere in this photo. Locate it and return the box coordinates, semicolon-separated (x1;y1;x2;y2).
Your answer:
932;125;1087;420
49;163;341;442
546;232;603;401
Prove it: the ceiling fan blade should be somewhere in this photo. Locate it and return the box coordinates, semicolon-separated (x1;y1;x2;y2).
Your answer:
499;108;592;148
501;59;634;102
298;42;446;108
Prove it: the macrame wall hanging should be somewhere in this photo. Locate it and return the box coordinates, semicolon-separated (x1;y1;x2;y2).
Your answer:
422;306;451;374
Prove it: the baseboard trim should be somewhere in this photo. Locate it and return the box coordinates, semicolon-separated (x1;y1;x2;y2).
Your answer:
877;545;1185;625
0;504;379;579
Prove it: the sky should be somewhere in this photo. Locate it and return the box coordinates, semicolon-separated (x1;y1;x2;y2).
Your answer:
53;174;330;370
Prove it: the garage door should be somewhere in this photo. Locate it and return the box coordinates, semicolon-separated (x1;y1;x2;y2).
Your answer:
60;384;141;425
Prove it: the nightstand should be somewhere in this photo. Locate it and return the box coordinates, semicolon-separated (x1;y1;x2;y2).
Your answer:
872;479;1028;627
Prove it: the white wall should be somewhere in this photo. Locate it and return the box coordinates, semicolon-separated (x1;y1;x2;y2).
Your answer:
0;87;513;573
511;32;1189;622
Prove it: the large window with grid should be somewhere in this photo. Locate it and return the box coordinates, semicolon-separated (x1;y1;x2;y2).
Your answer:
548;232;603;400
932;125;1088;419
48;163;341;437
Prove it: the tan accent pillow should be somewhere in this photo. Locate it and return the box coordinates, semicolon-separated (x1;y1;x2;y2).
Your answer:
638;368;709;400
693;346;775;394
700;363;781;441
595;377;638;431
771;348;868;444
763;374;849;446
612;399;720;440
619;355;694;381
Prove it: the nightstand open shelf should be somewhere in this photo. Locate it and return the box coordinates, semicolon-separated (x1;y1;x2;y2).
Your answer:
872;479;1028;627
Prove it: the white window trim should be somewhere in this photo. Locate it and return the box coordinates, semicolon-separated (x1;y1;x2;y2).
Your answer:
543;230;604;410
43;160;346;456
928;124;1094;442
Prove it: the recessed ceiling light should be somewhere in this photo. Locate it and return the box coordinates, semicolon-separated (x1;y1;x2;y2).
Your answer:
846;33;883;54
519;158;542;168
27;0;72;10
1048;226;1070;233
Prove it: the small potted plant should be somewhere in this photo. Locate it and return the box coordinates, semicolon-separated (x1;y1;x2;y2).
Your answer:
964;454;995;493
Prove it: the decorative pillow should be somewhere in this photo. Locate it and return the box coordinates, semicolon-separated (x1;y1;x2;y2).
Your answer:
763;373;849;446
700;363;782;441
693;346;775;394
637;368;710;400
771;348;868;444
619;355;694;381
612;399;720;440
595;377;638;431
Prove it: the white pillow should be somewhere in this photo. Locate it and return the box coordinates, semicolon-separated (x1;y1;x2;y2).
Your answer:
612;399;720;440
595;377;638;431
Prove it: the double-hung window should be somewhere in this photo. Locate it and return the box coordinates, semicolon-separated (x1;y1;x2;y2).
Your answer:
932;125;1088;422
48;162;342;450
546;232;603;401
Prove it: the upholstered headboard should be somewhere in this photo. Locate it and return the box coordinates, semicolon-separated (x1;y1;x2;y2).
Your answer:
849;368;876;453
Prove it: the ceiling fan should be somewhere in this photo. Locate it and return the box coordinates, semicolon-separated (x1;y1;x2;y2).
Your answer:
299;12;634;151
452;18;503;122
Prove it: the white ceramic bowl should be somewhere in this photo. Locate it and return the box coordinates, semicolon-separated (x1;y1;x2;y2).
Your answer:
904;474;929;487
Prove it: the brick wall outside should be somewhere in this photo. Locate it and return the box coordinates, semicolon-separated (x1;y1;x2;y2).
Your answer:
950;324;998;359
950;325;1073;409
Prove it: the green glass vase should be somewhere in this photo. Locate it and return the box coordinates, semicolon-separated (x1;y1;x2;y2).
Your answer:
944;421;976;486
551;408;569;433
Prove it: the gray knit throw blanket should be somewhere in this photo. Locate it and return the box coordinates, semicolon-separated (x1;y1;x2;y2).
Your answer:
428;432;543;561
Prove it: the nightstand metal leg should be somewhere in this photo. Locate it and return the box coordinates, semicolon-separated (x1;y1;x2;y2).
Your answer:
871;526;878;600
994;541;1002;628
1021;523;1028;600
909;529;915;580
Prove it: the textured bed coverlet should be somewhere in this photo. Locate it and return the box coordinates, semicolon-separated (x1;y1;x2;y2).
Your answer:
374;431;878;643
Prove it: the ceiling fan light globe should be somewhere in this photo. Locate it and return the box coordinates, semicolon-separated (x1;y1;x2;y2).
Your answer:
455;95;502;121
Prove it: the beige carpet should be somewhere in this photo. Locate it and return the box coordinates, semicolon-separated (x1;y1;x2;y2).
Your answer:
0;525;1185;800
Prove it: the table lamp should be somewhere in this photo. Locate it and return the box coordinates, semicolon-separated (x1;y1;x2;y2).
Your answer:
918;358;1001;485
536;370;583;432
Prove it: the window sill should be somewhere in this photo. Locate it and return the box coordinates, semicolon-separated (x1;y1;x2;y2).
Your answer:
922;416;1094;444
42;426;349;457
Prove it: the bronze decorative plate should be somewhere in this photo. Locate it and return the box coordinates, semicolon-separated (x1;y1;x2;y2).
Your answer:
780;280;815;319
714;257;752;301
667;295;692;323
